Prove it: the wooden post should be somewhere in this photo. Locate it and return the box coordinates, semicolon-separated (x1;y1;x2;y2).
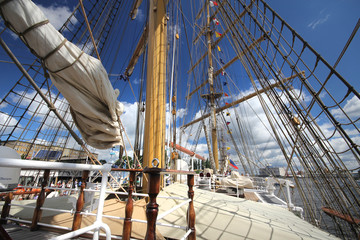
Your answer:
122;171;135;240
30;169;50;231
144;167;161;240
0;224;12;240
187;174;196;239
0;192;13;224
72;170;89;231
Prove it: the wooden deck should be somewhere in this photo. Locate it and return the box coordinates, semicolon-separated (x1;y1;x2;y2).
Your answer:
2;223;87;240
0;198;164;239
244;191;259;202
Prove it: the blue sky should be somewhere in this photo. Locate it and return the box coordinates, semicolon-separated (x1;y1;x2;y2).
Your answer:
267;0;360;85
1;0;359;100
1;0;359;102
0;0;359;168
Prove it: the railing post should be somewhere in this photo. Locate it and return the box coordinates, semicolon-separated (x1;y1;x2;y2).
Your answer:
0;192;13;224
31;169;50;231
123;171;135;240
187;174;196;239
143;167;161;240
0;224;12;240
72;170;89;231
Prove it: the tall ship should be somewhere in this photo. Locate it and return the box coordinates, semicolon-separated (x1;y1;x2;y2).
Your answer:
0;0;359;239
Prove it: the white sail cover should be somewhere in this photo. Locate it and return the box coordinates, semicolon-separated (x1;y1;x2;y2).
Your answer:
221;171;254;189
0;0;124;149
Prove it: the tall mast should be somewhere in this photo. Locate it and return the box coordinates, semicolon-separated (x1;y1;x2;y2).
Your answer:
206;1;219;172
142;0;167;189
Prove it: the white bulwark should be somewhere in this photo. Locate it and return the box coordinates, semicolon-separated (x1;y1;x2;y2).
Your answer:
259;166;286;177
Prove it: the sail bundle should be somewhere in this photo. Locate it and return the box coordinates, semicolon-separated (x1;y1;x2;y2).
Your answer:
0;0;124;149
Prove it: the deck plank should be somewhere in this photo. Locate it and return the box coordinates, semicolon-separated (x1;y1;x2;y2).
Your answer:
2;223;85;239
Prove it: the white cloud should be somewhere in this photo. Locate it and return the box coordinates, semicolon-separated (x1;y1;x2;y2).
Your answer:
38;4;76;30
308;13;330;30
0;112;18;135
0;99;7;109
93;149;119;163
179;81;360;173
76;40;96;54
9;88;68;131
331;95;360;120
132;78;141;85
176;108;187;119
136;9;145;22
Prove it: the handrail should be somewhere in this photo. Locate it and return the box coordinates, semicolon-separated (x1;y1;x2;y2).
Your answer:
0;158;196;239
0;158;112;239
0;158;111;171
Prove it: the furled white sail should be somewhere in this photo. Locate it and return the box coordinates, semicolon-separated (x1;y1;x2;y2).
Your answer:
0;0;123;149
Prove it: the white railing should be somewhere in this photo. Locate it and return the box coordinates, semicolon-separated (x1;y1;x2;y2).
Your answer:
0;158;196;239
0;158;111;240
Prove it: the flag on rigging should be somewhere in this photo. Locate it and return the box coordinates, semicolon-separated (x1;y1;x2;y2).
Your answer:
226;121;230;125
229;159;238;169
217;45;221;52
221;70;226;76
225;102;229;105
213;18;220;25
224;93;228;97
210;1;218;7
220;58;225;64
223;82;227;86
215;31;222;38
226;112;230;116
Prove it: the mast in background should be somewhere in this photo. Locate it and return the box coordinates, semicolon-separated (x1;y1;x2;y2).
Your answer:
205;1;220;172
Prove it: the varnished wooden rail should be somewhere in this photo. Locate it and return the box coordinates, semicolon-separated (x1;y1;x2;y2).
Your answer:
0;192;13;225
143;166;196;240
72;170;89;231
0;189;52;198
30;169;50;231
110;168;142;239
1;163;195;239
122;171;135;240
187;174;196;240
143;167;161;240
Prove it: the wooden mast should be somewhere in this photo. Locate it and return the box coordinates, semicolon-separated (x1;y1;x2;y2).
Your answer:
142;0;167;190
206;1;219;172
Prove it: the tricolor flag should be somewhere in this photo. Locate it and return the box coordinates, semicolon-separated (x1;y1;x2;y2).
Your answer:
229;159;238;169
210;1;218;7
215;31;222;38
213;18;220;25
